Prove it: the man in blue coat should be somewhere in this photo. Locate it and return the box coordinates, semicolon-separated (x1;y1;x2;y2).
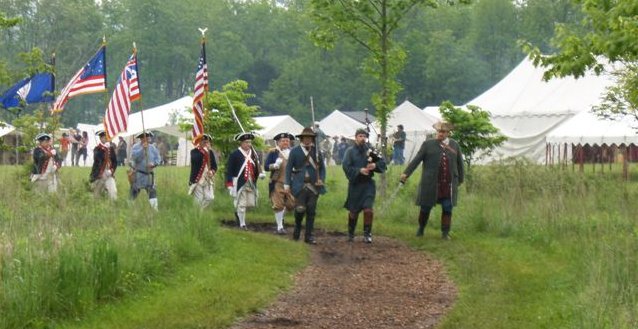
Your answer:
31;132;61;193
284;127;326;244
226;132;260;229
342;128;387;243
130;131;162;210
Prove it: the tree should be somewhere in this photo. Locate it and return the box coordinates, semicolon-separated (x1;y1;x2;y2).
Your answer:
439;101;506;168
522;0;638;120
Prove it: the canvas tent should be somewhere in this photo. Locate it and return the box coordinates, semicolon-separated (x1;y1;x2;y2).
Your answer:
0;122;15;137
254;115;304;140
546;112;638;146
467;57;616;163
121;96;193;138
422;106;442;120
319;110;367;140
378;100;439;162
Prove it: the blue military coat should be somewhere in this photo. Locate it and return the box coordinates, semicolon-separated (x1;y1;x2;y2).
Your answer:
284;145;326;196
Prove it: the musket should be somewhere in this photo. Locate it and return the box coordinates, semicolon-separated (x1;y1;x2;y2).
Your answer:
224;94;263;172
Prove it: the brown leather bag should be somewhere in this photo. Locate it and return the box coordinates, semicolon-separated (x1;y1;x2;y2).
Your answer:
127;168;136;185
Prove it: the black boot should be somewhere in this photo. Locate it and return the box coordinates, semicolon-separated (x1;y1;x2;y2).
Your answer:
363;210;373;243
416;209;430;237
293;212;303;241
305;215;316;244
441;213;452;240
347;212;358;242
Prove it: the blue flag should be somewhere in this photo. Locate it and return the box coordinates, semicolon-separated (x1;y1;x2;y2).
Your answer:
0;72;54;109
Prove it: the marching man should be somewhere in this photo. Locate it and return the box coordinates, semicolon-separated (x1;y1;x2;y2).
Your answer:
264;132;295;234
284;127;326;244
130;131;162;210
226;132;261;229
189;133;217;209
90;130;118;200
31;132;61;193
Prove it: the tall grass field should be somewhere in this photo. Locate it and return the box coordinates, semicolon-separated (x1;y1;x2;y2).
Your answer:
1;161;637;328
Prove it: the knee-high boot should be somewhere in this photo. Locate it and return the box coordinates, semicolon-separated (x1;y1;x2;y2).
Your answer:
348;212;358;242
305;214;316;244
416;210;430;237
441;213;452;240
293;211;303;241
363;209;373;243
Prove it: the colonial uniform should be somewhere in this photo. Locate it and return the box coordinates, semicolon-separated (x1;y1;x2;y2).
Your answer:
226;132;260;229
90;130;118;200
189;134;218;209
284;127;326;244
342;129;387;243
402;121;464;239
31;133;61;193
130;131;162;210
264;132;295;233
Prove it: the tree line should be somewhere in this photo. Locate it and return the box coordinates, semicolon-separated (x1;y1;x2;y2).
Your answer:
0;0;580;127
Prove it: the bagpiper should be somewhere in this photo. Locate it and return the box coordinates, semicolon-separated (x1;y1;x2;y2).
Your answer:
264;132;295;234
31;132;61;193
226;132;260;229
342;128;387;243
189;133;217;209
90;130;118;200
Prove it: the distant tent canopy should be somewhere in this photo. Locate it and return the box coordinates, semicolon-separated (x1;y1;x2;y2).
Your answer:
254;115;304;141
466;56;622;164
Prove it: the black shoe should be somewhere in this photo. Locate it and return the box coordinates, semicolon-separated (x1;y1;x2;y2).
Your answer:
416;226;425;237
304;237;317;245
442;232;451;240
363;234;373;244
347;234;354;243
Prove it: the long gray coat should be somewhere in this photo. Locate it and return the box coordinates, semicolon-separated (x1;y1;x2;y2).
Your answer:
403;138;464;207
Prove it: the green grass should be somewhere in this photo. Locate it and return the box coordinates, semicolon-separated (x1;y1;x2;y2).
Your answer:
2;161;638;328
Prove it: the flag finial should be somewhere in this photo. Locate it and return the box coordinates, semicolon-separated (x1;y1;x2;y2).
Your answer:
198;27;208;37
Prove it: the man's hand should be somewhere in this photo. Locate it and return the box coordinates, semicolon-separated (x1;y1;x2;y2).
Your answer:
400;173;407;184
360;168;370;176
315;179;324;186
366;163;376;171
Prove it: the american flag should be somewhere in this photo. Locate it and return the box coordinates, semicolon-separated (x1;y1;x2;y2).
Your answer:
191;41;208;142
104;52;140;139
52;46;106;113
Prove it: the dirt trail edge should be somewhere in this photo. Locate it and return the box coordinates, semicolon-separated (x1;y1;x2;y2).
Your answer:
229;226;457;329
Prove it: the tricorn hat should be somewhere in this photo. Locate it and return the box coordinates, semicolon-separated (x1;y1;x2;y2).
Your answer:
273;132;295;141
136;131;154;139
296;127;316;138
95;130;107;137
193;133;213;144
234;132;255;142
432;121;454;132
355;128;369;137
35;132;52;142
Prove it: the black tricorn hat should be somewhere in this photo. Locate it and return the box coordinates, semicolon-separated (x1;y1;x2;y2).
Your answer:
234;132;255;141
35;132;52;142
136;131;154;139
273;132;295;141
193;133;213;144
95;130;107;137
296;127;316;138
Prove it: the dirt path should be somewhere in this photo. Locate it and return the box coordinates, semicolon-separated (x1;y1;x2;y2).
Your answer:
228;224;457;329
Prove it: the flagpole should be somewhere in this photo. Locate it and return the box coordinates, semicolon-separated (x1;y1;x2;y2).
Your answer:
132;42;151;168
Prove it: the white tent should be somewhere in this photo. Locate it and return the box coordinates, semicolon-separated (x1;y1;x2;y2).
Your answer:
121;96;193;138
254;115;304;140
422;106;442;120
547;112;638;145
319;110;367;139
467;57;616;163
0;122;15;137
381;100;439;162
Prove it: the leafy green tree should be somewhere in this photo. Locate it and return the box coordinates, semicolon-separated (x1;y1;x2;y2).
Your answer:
200;80;262;158
439;101;506;168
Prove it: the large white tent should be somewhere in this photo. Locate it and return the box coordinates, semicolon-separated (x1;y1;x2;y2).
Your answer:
254;115;304;140
467;57;616;163
547;112;638;145
0;122;15;137
121;96;193;138
319;110;367;139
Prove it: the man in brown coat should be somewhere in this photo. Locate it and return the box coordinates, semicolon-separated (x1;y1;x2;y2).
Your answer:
400;121;464;240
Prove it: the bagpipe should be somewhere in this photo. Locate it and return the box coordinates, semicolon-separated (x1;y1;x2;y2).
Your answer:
366;143;382;164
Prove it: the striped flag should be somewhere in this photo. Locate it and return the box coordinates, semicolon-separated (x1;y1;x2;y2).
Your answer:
52;46;106;113
191;41;208;142
104;51;140;139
